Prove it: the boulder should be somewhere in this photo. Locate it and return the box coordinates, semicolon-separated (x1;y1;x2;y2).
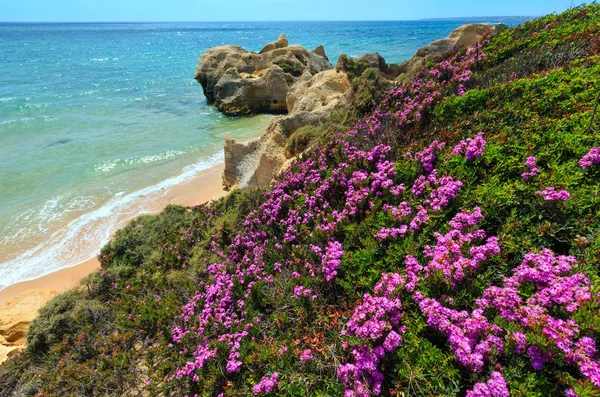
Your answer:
223;69;353;189
355;52;389;74
285;69;353;128
394;23;494;82
195;36;333;116
259;33;289;54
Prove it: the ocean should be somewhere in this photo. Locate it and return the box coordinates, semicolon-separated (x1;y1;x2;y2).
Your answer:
0;19;531;289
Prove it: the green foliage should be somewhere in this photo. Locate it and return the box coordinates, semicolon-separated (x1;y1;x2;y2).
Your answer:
26;290;110;355
352;67;389;113
273;60;303;77
285;125;323;156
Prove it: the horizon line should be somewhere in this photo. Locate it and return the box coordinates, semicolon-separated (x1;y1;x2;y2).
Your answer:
0;16;537;24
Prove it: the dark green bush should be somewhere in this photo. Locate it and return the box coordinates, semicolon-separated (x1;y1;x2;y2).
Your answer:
26;290;110;355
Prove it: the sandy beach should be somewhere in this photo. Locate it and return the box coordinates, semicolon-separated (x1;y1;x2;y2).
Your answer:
0;163;228;307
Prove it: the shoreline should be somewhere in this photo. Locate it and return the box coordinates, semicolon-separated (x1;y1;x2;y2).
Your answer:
0;162;228;306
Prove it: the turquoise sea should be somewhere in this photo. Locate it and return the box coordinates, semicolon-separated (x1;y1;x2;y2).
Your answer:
0;19;531;289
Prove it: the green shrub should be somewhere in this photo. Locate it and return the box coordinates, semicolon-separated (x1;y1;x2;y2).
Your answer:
26;290;110;355
285;125;323;156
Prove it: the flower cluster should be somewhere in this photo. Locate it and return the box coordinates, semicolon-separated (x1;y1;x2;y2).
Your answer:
477;249;597;385
579;147;600;169
465;371;510;397
322;241;344;281
453;132;487;161
521;156;541;179
338;273;407;396
423;210;500;286
252;372;279;395
418;297;504;372
376;169;463;241
300;349;313;362
536;186;570;201
409;140;445;173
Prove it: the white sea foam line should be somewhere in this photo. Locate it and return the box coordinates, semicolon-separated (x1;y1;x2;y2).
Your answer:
0;152;224;290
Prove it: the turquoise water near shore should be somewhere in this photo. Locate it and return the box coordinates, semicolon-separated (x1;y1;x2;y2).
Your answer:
0;19;530;289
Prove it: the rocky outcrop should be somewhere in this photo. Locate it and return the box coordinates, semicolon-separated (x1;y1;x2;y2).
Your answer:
213;65;289;115
220;24;494;190
312;45;329;62
335;52;402;80
194;45;247;103
222;69;353;189
355;52;389;74
283;69;353;133
0;289;56;366
394;24;494;82
260;33;289;54
195;35;333;115
223;122;288;189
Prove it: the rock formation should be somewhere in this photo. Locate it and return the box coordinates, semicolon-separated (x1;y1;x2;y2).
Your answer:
394;24;495;81
0;289;56;366
222;69;353;189
259;33;289;54
195;34;333;115
212;25;493;190
354;52;389;74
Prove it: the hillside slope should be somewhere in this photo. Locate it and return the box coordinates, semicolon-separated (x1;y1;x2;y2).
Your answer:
1;5;600;397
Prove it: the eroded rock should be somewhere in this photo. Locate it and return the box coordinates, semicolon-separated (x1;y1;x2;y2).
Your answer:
259;33;289;54
355;52;389;74
195;35;333;116
214;65;289;115
223;69;353;189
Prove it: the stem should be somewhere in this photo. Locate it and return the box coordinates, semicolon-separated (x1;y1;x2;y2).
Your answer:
587;89;600;139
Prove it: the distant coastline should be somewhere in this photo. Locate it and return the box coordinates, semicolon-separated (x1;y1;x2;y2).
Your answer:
420;16;536;22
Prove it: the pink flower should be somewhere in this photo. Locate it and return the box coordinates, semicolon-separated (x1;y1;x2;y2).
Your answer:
300;349;313;362
252;372;279;395
453;132;486;161
579;147;600;169
536;187;570;201
522;156;541;180
466;371;509;397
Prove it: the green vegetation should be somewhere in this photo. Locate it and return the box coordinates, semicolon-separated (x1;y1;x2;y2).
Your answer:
1;5;600;397
285;125;323;157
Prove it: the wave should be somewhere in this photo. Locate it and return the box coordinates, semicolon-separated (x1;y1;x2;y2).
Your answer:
0;117;34;125
0;152;224;290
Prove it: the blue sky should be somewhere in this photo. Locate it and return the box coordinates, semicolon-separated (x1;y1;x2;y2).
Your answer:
1;0;588;22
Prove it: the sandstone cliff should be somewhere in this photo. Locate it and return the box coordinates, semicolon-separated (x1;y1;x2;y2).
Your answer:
0;289;56;366
222;69;353;189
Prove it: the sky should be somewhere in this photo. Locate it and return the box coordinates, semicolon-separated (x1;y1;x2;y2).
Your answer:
0;0;588;22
